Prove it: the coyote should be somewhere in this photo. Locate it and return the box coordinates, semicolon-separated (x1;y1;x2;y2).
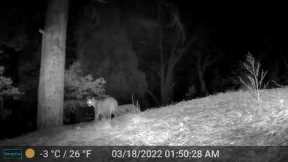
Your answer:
87;97;118;120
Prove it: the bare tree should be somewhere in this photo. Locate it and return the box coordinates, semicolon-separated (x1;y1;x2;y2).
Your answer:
194;49;218;95
187;25;220;96
157;3;195;105
37;0;69;128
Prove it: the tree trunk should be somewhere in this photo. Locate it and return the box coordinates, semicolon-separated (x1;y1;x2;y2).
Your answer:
37;0;68;129
197;61;208;96
198;69;207;95
160;56;175;105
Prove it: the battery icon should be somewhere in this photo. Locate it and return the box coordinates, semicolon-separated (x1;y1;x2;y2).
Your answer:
2;148;22;160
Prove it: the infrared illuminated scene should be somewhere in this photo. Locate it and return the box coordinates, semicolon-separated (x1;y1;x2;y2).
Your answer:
0;0;288;161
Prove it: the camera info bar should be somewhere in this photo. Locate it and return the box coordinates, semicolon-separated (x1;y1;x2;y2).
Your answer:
1;146;287;161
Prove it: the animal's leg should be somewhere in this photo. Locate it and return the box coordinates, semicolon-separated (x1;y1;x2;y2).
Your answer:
107;111;111;120
108;109;113;120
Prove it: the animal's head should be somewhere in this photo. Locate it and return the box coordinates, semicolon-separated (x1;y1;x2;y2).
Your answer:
86;97;97;107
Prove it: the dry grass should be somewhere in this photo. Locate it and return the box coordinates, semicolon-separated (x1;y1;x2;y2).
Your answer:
1;87;288;146
238;53;268;103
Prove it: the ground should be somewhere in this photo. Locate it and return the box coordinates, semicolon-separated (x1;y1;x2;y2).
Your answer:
1;87;288;146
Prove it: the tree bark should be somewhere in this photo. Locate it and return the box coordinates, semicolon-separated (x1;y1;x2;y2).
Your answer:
197;67;208;95
37;0;68;129
196;54;208;96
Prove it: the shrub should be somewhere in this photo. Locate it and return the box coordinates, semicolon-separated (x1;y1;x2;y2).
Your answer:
64;62;106;100
0;66;21;120
64;62;106;123
238;52;268;103
0;66;21;97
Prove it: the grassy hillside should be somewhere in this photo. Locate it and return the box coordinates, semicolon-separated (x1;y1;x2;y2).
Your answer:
1;87;288;146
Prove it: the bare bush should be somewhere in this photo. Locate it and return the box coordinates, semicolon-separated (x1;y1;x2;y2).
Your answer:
238;52;269;103
131;95;141;113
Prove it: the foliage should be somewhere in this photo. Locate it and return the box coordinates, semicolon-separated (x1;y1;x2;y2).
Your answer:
64;62;103;124
64;62;106;100
75;4;148;103
0;66;21;97
238;52;269;103
0;66;21;120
